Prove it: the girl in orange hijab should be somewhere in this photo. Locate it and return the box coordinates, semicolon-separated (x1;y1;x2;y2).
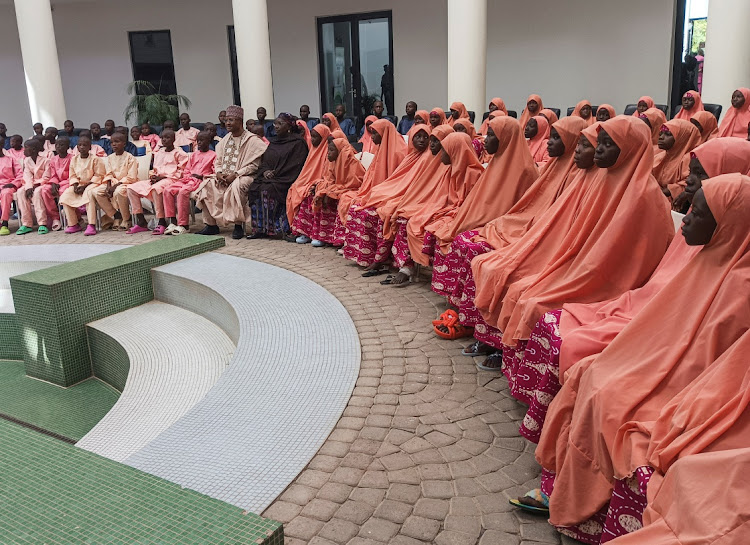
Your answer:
428;108;447;128
595;104;616;122
432;118;586;345
525;115;550;166
386;132;483;286
414;110;431;125
310;138;365;246
343;124;432;271
653;119;701;201
447;101;470;127
632;96;655;117
321;112;341;132
452;118;485;160
638;107;667;151
539;108;558;125
509;138;750;445
472;116;672;354
690;109;719;144
519;94;544;129
718;87;750;138
479;97;508;135
673;90;705;120
337;118;407;223
296;119;312;149
571;100;595;126
533;175;750;543
358;115;378;154
288;124;332;240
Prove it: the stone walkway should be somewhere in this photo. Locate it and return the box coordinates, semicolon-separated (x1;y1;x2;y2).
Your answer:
3;226;571;545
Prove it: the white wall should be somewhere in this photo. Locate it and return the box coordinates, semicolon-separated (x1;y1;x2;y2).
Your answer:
0;4;32;136
485;0;676;116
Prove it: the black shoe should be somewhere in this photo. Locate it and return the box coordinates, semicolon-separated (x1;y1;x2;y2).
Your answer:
246;231;268;240
231;225;245;239
196;225;220;235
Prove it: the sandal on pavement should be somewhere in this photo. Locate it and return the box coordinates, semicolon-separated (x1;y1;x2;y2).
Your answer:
509;489;549;515
433;313;473;340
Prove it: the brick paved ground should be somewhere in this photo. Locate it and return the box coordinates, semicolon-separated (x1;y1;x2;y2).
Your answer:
3;224;575;545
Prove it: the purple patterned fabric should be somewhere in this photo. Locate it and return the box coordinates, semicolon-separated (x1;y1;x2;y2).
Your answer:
343;207;393;266
391;218;414;269
291;195;315;237
312;200;345;245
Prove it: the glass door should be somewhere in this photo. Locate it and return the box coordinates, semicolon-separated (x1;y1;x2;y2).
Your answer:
317;11;393;130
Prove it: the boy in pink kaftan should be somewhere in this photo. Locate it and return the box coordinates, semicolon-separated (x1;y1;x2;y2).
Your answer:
164;131;216;235
126;129;188;235
175;113;200;152
15;139;51;235
38;136;73;231
0;135;23;235
94;133;138;230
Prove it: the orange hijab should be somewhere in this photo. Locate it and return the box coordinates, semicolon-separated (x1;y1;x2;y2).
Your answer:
476;118;588;250
526;115;550;165
415;110;431;124
316;138;365;201
296;119;312;149
559;138;750;377
429;116;540;253
429;108;447;127
691;110;719;143
631;95;655;116
338;118;406;221
359;115;378;154
322;113;341;132
639;107;667;150
537;173;750;528
452;118;477;140
479;98;508;135
718;87;750;138
447;101;470;127
519;94;544;129
571;99;595;126
652;119;701;198
406;132;485;263
330;129;347;140
673;90;705;120
380;125;453;239
286;124;331;224
596;104;616;120
355;124;431;211
479;116;674;345
539;108;558;125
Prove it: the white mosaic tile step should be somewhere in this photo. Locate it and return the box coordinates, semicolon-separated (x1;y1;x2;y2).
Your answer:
77;301;235;462
126;253;361;513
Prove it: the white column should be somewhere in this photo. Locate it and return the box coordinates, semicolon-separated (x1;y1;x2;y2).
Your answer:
701;0;750;118
447;0;487;129
14;0;67;128
232;0;275;117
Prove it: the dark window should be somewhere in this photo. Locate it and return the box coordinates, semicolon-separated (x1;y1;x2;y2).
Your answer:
128;30;177;95
228;26;241;106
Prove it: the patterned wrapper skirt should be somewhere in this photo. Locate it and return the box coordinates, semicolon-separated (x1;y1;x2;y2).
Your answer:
343;207;393;266
431;230;492;309
250;189;290;236
391;218;414;269
311;200;345;245
541;467;654;544
291;195;316;238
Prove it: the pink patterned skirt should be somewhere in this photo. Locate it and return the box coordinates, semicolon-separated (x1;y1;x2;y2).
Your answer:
343;207;393;267
291;195;316;238
311;200;345;245
391;217;414;269
540;467;654;544
431;230;492;308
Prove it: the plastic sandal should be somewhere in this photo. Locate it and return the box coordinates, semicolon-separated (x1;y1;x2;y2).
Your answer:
433;313;473;340
475;352;503;371
462;340;495;357
126;225;149;234
362;268;387;278
509;489;549;515
432;309;458;327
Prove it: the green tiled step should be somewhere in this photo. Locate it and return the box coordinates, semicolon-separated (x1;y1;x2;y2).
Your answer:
0;359;118;441
0;418;283;544
10;235;224;387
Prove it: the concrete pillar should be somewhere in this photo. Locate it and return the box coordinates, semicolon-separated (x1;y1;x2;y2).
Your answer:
232;0;275;116
447;0;487;129
14;0;67;128
701;0;750;118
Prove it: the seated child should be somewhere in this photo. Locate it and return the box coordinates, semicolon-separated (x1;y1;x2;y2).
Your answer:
16;138;52;234
0;135;23;235
92;132;138;231
89;123;112;155
62;120;79;149
251;123;270;145
163;131;216;235
203;122;221;150
6;135;25;164
175;113;199;152
73;130;107;157
31;123;43;139
59;135;106;235
140;122;161;151
38;136;73;231
130;126;152;156
126;129;188;235
43;127;58;156
101;119;116;140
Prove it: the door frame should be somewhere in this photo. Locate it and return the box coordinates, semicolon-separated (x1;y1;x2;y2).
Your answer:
316;10;394;128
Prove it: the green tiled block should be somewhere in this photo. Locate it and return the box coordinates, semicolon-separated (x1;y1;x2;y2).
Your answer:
87;327;130;392
0;313;22;360
0;418;283;544
10;235;224;386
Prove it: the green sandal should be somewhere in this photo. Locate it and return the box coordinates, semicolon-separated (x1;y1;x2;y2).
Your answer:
16;226;33;235
38;226;49;235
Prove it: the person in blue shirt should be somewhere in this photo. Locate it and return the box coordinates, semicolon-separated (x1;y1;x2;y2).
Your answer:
90;123;113;155
216;110;228;138
204;122;221;150
299;105;318;130
335;104;357;138
114;126;138;156
61;120;79;149
257;107;276;138
397;101;418;135
0;123;8;150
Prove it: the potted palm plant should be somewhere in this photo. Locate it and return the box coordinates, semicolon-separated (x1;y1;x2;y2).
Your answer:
123;80;192;126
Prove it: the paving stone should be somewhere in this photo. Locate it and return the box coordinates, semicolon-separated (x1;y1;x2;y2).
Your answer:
350;487;387;507
381;452;416;471
400;436;433;454
335;499;376;525
422;480;455;499
411;448;446;465
413;497;450;520
387;483;422;504
373;499;413;524
318;518;361;542
300;498;340;522
350;439;382;455
418;463;451;481
358;517;400;542
520;522;561;543
330;466;365;487
309;455;342;472
342;453;375;470
360;470;390;489
449;460;481;479
450;496;481;516
483;512;521;533
317;482;354;503
454;477;487;497
401;516;442;542
388;467;421;484
298;469;332;489
480;531;522;545
477;471;517;493
261;500;302;523
280;484;318;506
283;516;325;540
435;530;479;545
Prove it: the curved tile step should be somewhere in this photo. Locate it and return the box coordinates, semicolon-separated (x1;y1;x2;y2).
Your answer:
125;252;361;513
77;301;234;462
